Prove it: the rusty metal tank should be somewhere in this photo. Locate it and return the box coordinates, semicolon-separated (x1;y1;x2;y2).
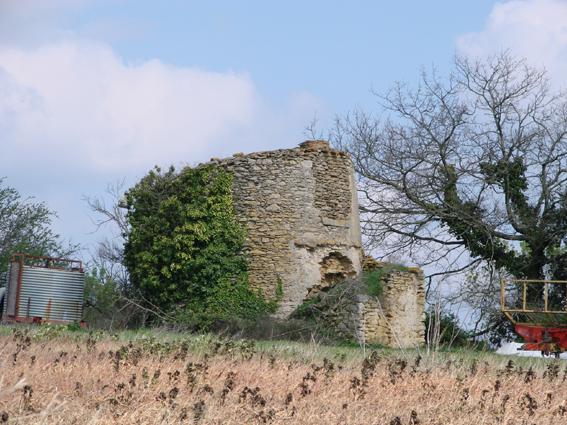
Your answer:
2;254;85;324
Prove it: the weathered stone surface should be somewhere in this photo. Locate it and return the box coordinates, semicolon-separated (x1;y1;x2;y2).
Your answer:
199;140;425;347
202;140;363;317
357;268;426;348
312;268;425;349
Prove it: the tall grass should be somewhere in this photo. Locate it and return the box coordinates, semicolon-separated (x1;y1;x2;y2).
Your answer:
0;327;565;424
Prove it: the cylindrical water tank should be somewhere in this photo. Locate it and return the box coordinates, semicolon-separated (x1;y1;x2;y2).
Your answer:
2;254;85;324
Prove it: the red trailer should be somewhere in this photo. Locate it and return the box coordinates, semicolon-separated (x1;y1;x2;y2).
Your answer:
501;279;567;357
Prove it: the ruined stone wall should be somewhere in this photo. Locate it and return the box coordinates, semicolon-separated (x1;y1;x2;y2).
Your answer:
314;268;425;349
357;269;426;348
202;140;425;347
206;140;363;317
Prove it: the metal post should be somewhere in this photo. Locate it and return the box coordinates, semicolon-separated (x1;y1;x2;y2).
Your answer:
523;281;527;311
13;254;24;319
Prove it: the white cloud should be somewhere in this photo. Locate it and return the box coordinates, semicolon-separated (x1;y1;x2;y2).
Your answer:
0;40;262;172
457;0;567;84
0;0;90;44
0;2;328;250
0;38;326;248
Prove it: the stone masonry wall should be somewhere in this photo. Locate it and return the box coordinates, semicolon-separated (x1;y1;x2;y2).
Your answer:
356;268;426;348
314;268;425;348
201;140;425;347
205;140;363;317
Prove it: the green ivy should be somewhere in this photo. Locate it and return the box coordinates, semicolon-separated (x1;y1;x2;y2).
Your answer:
363;264;407;297
123;165;274;324
275;277;284;302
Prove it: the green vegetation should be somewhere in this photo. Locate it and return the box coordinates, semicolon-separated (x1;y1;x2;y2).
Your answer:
425;310;472;348
293;265;406;322
83;267;129;328
363;264;408;296
288;270;396;344
0;178;71;274
363;270;384;296
290;266;409;343
122;165;276;328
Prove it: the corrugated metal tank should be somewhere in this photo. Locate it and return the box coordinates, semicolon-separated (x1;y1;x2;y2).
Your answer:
0;272;6;314
2;254;85;324
4;261;19;317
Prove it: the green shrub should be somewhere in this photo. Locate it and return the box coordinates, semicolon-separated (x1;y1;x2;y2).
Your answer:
174;274;277;330
84;269;118;318
292;296;322;321
123;165;276;327
363;270;384;297
425;310;471;347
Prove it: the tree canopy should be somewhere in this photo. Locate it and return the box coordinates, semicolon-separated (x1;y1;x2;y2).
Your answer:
0;178;65;273
335;53;567;281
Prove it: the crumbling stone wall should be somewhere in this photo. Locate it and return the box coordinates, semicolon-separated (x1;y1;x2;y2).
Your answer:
357;268;426;348
310;266;425;348
202;140;425;347
206;140;363;317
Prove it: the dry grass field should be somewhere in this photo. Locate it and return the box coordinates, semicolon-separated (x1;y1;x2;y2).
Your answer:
1;327;567;424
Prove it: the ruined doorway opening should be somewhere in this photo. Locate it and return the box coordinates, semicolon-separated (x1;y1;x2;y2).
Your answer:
306;252;356;298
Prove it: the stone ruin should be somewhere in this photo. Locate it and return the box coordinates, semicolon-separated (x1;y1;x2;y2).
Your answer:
328;258;426;348
204;140;425;348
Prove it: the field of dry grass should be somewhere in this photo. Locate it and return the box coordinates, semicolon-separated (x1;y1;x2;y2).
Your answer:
1;327;567;424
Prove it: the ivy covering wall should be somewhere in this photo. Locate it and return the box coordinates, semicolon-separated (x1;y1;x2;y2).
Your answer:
123;165;274;325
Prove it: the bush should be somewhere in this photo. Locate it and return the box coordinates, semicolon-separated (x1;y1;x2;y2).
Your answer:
123;165;276;327
173;275;277;330
289;278;368;343
83;268;137;328
363;270;383;296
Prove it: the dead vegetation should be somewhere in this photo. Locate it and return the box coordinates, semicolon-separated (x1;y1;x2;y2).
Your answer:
0;327;566;424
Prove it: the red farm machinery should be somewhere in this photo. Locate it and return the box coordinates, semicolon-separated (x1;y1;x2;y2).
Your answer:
501;279;567;357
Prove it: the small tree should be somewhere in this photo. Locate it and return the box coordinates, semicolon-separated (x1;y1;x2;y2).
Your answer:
0;178;69;272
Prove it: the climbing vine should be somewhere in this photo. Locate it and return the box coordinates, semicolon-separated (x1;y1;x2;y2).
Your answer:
123;164;274;324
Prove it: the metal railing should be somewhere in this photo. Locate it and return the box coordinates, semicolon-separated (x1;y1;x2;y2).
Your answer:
501;279;567;325
11;253;83;272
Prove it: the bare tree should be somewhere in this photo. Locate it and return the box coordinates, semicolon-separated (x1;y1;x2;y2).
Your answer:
84;180;130;288
334;52;567;285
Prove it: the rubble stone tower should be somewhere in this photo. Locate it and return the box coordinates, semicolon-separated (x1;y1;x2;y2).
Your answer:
207;140;363;316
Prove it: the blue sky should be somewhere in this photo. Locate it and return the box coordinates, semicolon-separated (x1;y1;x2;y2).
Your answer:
65;1;497;113
1;0;566;255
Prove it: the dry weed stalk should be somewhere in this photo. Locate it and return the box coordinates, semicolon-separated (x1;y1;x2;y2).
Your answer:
0;330;566;424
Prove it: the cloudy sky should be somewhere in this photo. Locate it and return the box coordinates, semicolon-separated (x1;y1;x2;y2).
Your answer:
1;0;566;255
